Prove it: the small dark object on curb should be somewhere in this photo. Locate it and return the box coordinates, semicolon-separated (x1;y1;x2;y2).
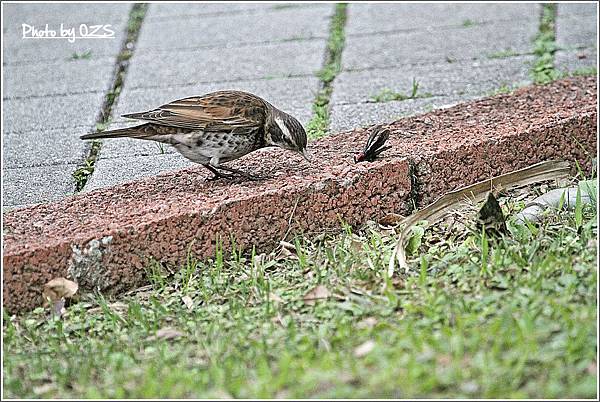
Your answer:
477;192;508;237
354;128;392;163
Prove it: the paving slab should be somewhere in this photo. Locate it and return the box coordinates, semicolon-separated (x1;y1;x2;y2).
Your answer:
3;77;596;313
145;2;330;20
556;2;597;17
85;153;194;191
135;6;332;52
2;163;79;207
556;13;597;50
329;95;471;133
124;40;327;89
3;91;105;133
330;56;534;106
3;127;89;169
555;49;597;73
342;20;538;71
3;56;116;99
345;3;539;36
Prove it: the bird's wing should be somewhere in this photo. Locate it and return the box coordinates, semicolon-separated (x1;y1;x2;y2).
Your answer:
122;91;267;132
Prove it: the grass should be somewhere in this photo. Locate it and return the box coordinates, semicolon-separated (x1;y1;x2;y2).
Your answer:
462;19;476;27
369;78;433;103
531;4;560;84
306;3;347;140
3;178;597;398
69;50;92;60
562;66;597;78
488;48;521;59
72;141;102;191
488;84;515;96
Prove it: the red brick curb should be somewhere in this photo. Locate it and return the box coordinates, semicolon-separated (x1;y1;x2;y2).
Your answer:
3;77;596;313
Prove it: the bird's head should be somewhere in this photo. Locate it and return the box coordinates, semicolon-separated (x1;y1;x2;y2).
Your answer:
266;110;310;162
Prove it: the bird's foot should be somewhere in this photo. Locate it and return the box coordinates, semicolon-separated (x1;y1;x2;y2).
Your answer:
204;165;264;181
214;166;265;181
207;172;235;181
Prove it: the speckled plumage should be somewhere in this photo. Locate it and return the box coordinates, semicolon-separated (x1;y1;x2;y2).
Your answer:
81;90;309;180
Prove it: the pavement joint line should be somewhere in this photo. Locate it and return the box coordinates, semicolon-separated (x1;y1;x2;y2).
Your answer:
3;89;107;102
72;3;148;193
306;3;348;140
4;124;92;136
340;54;534;74
130;35;329;58
130;35;329;55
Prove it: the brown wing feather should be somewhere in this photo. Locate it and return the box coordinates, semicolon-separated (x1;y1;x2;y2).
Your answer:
122;90;268;132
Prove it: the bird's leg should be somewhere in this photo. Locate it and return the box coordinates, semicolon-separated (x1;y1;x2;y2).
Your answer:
203;164;235;181
208;157;263;181
213;165;264;181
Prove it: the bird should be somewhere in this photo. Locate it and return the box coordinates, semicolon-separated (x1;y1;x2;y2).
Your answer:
80;90;310;180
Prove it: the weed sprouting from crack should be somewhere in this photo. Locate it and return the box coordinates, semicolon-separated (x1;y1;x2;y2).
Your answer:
531;3;559;84
306;3;347;140
369;78;433;103
69;50;92;61
487;49;522;59
72;3;148;192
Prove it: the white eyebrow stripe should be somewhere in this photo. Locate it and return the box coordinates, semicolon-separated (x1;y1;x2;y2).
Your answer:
274;116;291;140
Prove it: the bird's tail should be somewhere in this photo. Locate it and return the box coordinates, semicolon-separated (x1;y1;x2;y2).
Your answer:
80;124;151;140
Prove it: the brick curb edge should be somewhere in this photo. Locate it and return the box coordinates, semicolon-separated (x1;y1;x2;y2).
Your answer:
3;77;597;313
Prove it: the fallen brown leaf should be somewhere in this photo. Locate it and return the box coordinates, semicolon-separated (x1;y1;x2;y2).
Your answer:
357;317;378;329
181;295;194;310
389;160;571;276
42;278;78;317
33;382;56;395
268;292;283;303
354;340;375;357
587;361;597;375
42;278;78;304
274;246;299;261
149;327;184;341
379;213;404;226
303;285;330;305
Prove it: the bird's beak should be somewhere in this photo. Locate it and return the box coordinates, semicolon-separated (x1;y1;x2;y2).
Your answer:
301;149;311;162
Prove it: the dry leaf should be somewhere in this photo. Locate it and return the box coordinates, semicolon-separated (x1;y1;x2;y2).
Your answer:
33;382;56;395
88;301;128;317
181;295;194;310
303;285;330;305
274;246;298;261
357;317;378;329
436;354;452;367
149;327;184;341
42;278;78;304
477;191;507;237
42;278;78;317
279;240;296;250
348;234;365;253
587;361;597;375
354;340;375;357
268;292;283;303
379;213;404;226
389;160;571;276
